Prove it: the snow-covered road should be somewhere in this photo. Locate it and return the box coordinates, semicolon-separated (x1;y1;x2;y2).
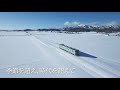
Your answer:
0;31;120;78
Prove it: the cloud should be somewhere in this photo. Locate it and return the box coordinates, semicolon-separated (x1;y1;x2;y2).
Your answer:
64;21;69;26
87;22;100;27
105;21;120;26
64;21;120;28
64;21;100;27
64;21;81;27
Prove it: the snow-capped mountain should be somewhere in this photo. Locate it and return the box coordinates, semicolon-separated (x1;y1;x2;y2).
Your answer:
62;24;120;31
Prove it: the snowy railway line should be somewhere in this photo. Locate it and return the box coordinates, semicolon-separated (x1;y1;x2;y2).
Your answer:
32;35;120;78
0;31;120;78
27;33;120;78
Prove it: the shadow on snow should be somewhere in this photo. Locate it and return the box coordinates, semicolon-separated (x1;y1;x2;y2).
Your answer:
79;51;97;58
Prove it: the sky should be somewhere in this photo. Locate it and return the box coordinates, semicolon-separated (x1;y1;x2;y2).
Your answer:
0;12;120;30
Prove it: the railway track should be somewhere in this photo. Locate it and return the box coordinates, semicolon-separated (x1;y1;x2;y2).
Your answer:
32;35;120;78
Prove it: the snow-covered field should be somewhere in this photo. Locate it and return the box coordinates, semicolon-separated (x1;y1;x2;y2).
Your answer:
0;31;120;78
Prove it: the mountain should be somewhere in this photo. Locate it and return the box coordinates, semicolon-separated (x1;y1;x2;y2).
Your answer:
62;24;120;33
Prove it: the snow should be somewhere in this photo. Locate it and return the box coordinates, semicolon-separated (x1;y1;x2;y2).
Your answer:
0;31;120;78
